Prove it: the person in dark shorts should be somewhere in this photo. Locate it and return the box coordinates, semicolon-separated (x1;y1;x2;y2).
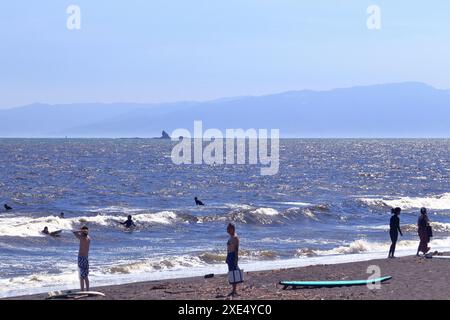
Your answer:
73;226;91;291
226;223;240;297
388;207;403;258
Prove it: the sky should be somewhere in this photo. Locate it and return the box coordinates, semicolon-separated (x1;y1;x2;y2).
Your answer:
0;0;449;108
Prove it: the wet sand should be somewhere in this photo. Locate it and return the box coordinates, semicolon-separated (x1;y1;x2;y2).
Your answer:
5;254;450;300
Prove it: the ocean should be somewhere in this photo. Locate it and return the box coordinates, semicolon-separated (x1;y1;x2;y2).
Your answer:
1;138;450;298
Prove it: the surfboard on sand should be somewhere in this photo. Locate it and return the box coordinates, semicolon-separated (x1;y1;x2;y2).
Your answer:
46;290;105;299
280;276;392;289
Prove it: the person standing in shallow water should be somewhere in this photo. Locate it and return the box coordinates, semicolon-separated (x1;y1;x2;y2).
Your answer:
226;223;240;297
417;207;431;256
388;207;403;258
120;215;136;229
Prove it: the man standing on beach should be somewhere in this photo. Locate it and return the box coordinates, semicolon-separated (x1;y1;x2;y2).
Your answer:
73;226;91;291
226;223;241;297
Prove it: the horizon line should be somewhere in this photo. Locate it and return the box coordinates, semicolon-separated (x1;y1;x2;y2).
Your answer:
1;137;450;140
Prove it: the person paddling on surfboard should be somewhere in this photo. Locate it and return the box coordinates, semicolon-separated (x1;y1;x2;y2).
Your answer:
73;226;91;291
226;223;240;297
388;207;403;258
42;226;62;237
4;204;12;211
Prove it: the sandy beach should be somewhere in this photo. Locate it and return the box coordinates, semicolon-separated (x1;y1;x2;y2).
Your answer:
5;254;450;300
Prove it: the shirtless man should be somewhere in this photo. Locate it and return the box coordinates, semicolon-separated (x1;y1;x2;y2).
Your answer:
73;226;91;291
226;223;241;296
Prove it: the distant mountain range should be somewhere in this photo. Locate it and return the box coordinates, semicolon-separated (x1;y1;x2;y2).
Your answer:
1;82;449;138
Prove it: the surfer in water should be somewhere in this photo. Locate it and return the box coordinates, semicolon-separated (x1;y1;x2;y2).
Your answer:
195;197;205;206
42;226;62;237
417;207;431;256
4;204;12;211
120;215;136;229
226;223;240;297
73;226;91;291
388;207;403;258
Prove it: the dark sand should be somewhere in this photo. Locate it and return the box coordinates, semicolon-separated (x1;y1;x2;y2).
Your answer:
5;254;450;300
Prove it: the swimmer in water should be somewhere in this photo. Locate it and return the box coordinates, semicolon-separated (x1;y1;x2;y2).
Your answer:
42;226;62;237
195;197;205;206
120;215;136;229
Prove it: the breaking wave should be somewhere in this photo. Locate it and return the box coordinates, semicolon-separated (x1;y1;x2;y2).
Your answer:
399;222;450;234
105;249;279;274
357;222;450;233
195;204;327;225
360;193;450;210
106;255;206;274
310;237;450;256
0;201;333;238
0;211;181;237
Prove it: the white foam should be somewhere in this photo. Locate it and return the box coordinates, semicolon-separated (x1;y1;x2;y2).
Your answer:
87;206;147;214
0;211;179;237
357;222;450;233
431;222;450;232
105;255;206;274
356;225;390;231
0;254;209;298
283;207;319;221
277;202;313;207
0;216;75;237
225;203;253;210
258;237;338;245
252;208;279;216
132;211;179;225
315;237;450;256
301;208;318;220
361;193;450;210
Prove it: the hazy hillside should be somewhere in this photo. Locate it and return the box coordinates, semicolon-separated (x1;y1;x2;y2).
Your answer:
1;82;449;138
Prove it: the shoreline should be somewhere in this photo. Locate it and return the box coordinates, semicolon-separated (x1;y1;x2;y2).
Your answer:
4;253;450;300
0;248;425;299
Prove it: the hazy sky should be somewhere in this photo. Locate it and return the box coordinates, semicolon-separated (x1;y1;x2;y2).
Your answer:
0;0;449;108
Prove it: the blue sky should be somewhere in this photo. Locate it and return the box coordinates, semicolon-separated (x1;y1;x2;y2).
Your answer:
0;0;449;108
